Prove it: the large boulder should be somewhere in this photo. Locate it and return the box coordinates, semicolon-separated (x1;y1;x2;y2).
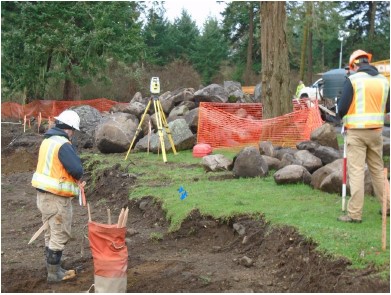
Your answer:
311;159;374;195
169;105;190;117
134;118;196;153
73;105;102;149
159;88;195;114
261;155;281;171
156;91;172;113
224;81;244;102
280;153;301;168
319;166;374;195
310;123;339;150
274;148;297;161
95;112;139;153
254;83;262;103
232;146;269;178
259;141;275;157
201;154;233;172
318;169;344;194
293;150;323;173
313;146;341;165
130;91;148;105
296;141;320;153
311;159;342;190
193;84;228;103
273;165;312;185
110;101;146;118
183;108;199;134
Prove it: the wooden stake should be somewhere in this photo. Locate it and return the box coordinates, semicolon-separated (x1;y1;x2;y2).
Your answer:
121;207;129;228
37;112;42;132
147;120;151;155
28;220;49;245
382;168;389;251
87;203;92;222
107;209;111;225
117;208;125;228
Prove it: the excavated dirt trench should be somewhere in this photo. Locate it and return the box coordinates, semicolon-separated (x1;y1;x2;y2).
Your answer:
1;124;389;293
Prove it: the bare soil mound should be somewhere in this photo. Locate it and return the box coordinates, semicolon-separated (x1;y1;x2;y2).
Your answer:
1;124;389;292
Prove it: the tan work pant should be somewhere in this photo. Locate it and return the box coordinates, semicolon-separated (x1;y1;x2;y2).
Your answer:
36;191;73;251
346;129;389;220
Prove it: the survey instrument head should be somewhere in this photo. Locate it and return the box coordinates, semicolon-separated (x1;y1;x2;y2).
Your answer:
150;77;160;94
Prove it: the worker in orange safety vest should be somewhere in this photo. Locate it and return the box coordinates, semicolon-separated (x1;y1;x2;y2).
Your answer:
337;49;390;223
31;109;83;282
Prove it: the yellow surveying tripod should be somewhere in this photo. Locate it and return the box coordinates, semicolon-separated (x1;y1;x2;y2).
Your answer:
125;77;177;163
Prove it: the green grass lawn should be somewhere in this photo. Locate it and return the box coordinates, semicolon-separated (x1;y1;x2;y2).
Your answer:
82;149;390;274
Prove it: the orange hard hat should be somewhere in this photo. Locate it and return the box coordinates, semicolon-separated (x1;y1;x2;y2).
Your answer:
349;49;372;70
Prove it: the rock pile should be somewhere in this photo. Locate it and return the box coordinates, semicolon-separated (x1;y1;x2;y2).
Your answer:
17;81;387;198
201;123;389;196
71;82;256;153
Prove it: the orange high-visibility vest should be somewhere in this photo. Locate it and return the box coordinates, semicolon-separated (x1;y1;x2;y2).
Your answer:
343;72;389;129
32;136;79;197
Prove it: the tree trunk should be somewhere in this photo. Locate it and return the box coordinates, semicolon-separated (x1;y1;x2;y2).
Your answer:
299;27;308;82
244;2;254;85
306;3;313;84
62;63;79;100
299;3;311;82
321;41;325;72
307;29;313;83
369;1;376;38
260;1;291;118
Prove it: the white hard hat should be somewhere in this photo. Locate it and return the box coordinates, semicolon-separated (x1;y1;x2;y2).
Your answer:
54;110;80;131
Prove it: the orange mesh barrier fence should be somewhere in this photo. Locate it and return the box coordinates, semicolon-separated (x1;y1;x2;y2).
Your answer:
1;98;127;121
292;98;316;111
197;101;324;149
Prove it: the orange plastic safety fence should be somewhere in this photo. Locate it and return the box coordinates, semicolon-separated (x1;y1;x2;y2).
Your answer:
292;98;312;111
1;98;127;121
197;101;324;149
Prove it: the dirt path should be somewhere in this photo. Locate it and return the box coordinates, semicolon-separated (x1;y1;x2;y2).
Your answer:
1;124;389;292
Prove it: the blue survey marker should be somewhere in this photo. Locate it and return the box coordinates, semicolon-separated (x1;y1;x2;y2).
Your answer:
178;186;188;200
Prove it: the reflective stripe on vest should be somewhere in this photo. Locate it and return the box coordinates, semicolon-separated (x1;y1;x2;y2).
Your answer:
343;72;389;129
32;136;79;197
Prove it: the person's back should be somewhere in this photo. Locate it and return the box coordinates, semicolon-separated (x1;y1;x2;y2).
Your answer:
342;65;388;129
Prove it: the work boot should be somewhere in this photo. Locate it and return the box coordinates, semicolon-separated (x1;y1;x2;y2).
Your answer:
337;215;362;223
46;248;76;283
45;247;74;277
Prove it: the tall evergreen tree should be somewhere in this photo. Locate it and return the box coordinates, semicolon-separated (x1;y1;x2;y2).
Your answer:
1;1;145;101
142;4;172;66
222;1;260;84
341;1;390;60
191;18;228;85
169;10;200;61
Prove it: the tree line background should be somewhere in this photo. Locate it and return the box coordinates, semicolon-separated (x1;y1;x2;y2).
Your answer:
1;1;390;108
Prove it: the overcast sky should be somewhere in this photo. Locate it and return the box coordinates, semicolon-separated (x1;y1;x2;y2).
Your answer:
162;0;230;29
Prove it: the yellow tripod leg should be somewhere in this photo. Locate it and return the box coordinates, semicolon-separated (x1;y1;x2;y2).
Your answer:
125;100;152;160
157;100;177;155
153;99;167;163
